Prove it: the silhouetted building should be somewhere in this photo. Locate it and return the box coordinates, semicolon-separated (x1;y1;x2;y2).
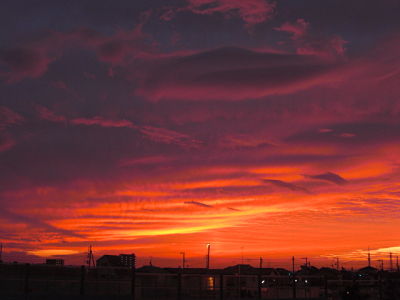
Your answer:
137;265;168;273
358;266;378;275
297;265;319;276
120;254;135;268
45;259;64;266
224;264;256;274
97;254;135;268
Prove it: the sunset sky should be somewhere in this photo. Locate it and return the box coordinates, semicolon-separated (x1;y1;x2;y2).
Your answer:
1;0;400;269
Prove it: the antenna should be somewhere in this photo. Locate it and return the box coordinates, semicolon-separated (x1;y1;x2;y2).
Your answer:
86;245;96;268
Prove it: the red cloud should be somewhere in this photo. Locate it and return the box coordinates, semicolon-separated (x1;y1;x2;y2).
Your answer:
275;19;347;59
77;27;153;65
70;117;201;147
46;24;153;66
0;106;24;129
71;117;134;128
0;47;55;83
134;47;347;101
139;125;202;148
186;0;276;26
36;108;201;148
275;18;309;39
0;133;15;152
36;106;67;123
0;107;23;152
0;14;152;83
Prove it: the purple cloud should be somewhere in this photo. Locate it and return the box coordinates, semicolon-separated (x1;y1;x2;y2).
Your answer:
263;179;311;194
305;172;348;185
184;201;213;208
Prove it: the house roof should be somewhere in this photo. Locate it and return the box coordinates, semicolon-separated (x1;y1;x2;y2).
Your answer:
97;255;121;266
358;266;378;274
164;267;222;274
137;265;169;273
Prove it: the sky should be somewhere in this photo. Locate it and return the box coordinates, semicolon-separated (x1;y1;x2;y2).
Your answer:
1;0;400;269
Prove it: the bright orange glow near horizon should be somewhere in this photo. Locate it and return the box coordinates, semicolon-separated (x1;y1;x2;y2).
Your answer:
3;152;400;268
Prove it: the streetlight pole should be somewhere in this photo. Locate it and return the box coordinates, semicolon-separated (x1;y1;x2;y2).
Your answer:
292;256;296;299
180;252;186;269
206;243;211;269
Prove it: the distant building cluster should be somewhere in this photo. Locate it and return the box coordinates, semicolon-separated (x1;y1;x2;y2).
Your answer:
45;259;64;266
96;254;136;268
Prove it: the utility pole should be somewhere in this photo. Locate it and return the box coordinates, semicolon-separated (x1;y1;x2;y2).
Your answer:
368;247;371;267
390;252;393;271
336;257;340;270
180;252;186;269
301;257;308;267
258;257;262;300
397;256;399;272
292;256;296;299
131;254;136;300
0;243;3;263
292;256;295;274
206;243;211;269
377;260;384;271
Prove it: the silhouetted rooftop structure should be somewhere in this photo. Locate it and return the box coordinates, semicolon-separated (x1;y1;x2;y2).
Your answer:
297;265;320;276
275;268;291;276
45;258;64;266
358;266;379;274
137;265;169;273
224;264;255;274
96;254;135;268
164;267;221;274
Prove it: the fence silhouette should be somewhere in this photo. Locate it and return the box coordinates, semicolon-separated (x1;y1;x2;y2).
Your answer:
0;263;396;300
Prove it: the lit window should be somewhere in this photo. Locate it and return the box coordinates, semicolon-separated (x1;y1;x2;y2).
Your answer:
207;276;215;290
